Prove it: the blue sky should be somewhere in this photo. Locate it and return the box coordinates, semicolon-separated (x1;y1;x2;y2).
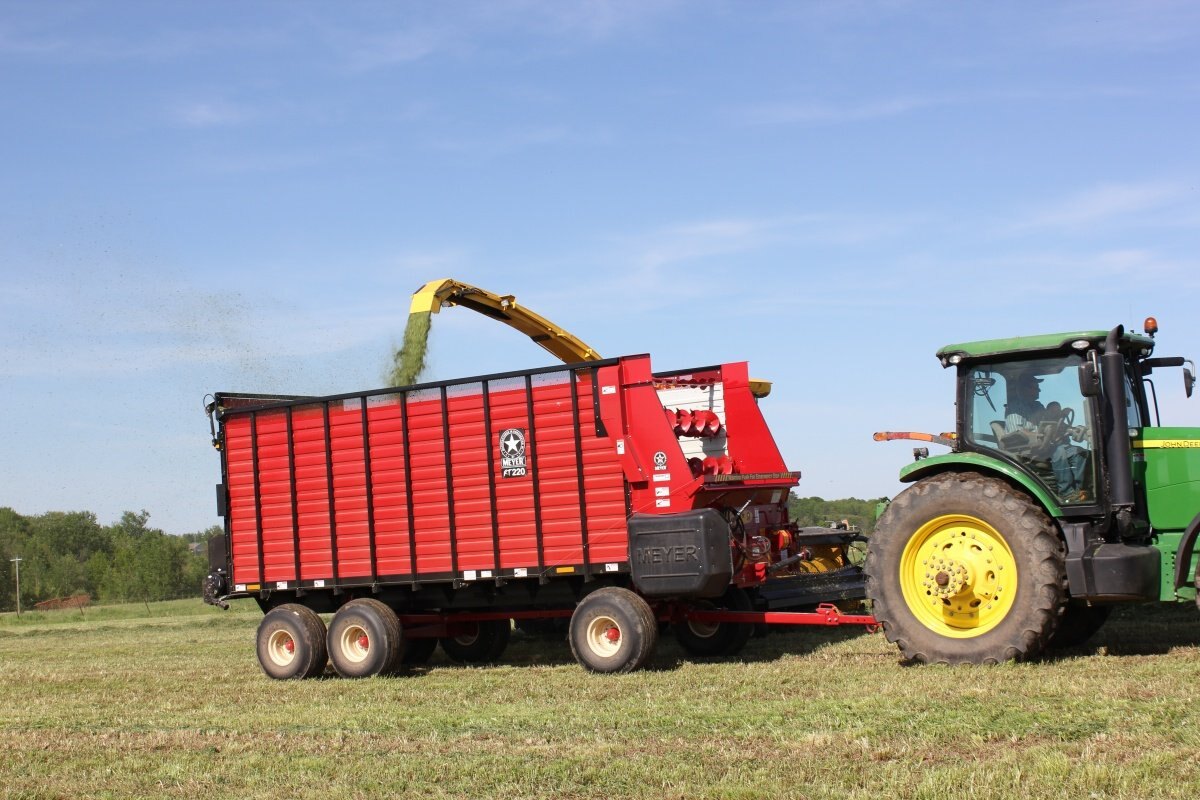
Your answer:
3;1;1199;534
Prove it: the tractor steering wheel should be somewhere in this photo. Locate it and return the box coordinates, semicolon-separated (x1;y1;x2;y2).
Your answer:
1039;406;1074;449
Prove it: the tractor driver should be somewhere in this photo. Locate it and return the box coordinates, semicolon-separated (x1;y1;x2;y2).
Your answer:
1004;371;1045;431
1004;370;1089;502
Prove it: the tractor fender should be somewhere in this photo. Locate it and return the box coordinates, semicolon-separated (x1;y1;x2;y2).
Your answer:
897;453;1063;519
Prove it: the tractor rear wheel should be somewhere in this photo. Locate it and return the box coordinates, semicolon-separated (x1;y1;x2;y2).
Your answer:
569;587;658;673
865;471;1066;664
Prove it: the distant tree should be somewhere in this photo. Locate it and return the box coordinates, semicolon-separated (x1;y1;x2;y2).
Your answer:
788;494;886;534
0;507;28;609
111;510;153;540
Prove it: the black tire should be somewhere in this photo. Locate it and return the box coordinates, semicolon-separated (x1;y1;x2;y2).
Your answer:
401;636;439;666
1047;603;1112;649
569;587;658;673
327;598;404;678
865;471;1066;665
439;619;512;664
674;586;754;658
256;604;328;680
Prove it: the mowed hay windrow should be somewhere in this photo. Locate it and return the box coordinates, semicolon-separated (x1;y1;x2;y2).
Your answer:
389;310;432;387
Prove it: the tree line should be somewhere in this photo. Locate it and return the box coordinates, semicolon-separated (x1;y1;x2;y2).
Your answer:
0;508;216;612
787;495;886;535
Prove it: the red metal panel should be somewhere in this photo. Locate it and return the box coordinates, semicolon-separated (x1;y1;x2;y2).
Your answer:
405;389;453;574
224;360;637;588
224;416;259;587
327;400;371;578
446;385;493;572
292;404;333;581
488;379;539;569
255;410;296;585
364;398;412;577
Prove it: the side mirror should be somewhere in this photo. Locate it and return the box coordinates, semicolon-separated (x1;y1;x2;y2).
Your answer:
1186;360;1195;398
1079;353;1101;398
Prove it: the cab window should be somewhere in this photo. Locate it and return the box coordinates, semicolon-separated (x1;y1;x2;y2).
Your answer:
964;354;1097;505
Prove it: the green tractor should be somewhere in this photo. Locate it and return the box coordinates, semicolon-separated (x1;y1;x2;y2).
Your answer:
867;319;1199;663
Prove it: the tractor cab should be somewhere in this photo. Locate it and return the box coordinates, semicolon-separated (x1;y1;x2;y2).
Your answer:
938;321;1196;533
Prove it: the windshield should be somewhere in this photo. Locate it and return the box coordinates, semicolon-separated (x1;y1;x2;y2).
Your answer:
964;354;1097;506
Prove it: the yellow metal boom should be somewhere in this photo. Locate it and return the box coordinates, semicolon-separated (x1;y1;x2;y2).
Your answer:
409;278;600;364
408;277;771;397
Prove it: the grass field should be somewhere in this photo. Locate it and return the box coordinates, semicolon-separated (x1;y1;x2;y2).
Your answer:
2;599;1199;799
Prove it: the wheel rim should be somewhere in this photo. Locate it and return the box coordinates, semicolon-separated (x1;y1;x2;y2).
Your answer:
899;513;1018;638
453;625;481;647
267;630;297;667
585;615;622;657
339;624;371;663
685;601;719;638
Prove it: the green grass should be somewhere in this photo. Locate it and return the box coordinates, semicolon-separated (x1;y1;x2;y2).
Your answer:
2;601;1199;799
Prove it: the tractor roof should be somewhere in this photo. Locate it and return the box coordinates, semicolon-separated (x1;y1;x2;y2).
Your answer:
936;328;1156;366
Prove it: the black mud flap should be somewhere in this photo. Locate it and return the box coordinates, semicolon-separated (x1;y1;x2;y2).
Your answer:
628;510;733;599
208;533;228;571
1066;542;1160;601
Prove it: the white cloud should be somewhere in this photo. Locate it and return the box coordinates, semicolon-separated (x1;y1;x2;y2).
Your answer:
737;95;949;127
430;125;579;157
504;0;683;40
169;99;255;128
340;28;445;71
328;0;682;71
1010;181;1191;232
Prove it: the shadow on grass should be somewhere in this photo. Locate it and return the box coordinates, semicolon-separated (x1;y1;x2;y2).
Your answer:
1041;602;1200;660
399;623;882;674
275;603;1200;678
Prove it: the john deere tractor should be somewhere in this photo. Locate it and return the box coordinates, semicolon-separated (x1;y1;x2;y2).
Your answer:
867;319;1199;663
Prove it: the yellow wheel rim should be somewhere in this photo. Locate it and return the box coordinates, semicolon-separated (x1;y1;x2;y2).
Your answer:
899;513;1017;638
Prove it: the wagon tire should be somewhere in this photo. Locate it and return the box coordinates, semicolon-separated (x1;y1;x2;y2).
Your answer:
327;598;404;678
569;587;658;673
256;603;328;680
401;636;439;666
865;471;1066;665
440;619;511;664
674;586;754;658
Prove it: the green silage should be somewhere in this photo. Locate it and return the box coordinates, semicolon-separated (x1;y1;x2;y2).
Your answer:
389;311;432;387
